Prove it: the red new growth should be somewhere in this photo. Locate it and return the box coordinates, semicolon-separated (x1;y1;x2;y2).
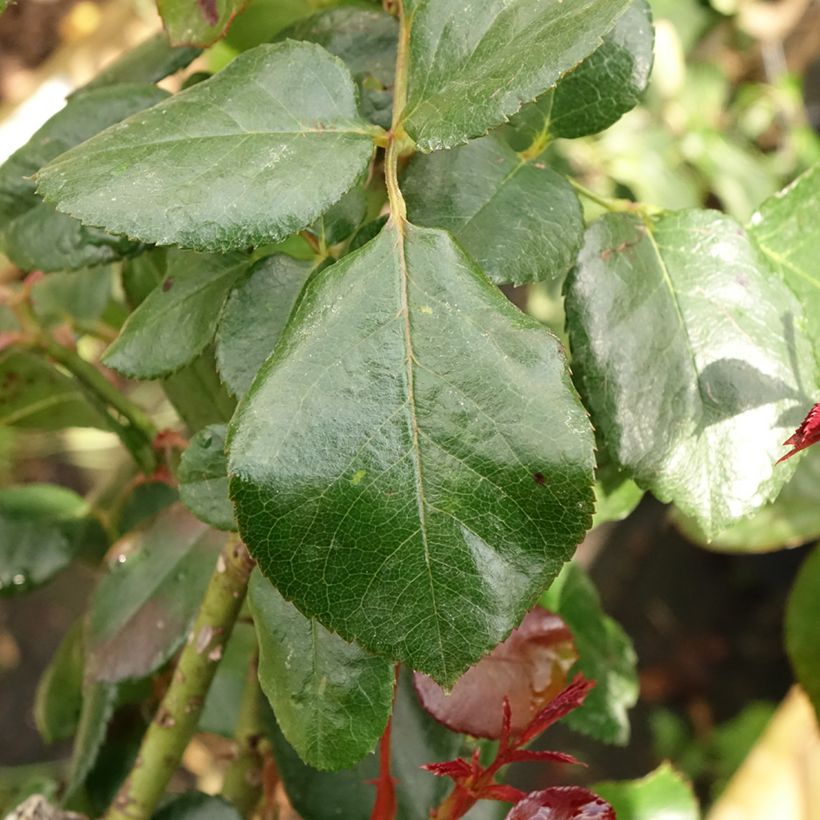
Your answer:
778;403;820;463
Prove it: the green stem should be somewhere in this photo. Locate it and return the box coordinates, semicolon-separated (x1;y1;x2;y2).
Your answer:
221;653;265;817
568;178;660;217
105;537;256;820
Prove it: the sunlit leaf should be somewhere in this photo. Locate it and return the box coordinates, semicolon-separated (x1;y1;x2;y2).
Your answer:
593;763;699;820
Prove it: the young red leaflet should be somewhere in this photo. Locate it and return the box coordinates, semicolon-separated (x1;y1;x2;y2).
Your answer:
778;403;820;463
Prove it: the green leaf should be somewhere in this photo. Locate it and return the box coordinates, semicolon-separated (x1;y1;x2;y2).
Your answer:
215;254;314;398
0;350;108;430
229;220;595;684
786;545;820;722
157;0;246;46
398;0;633;151
178;424;236;531
153;792;242;820
72;33;201;96
540;562;638;744
0;484;92;595
674;447;820;552
103;249;249;379
309;187;368;247
30;265;112;328
593;763;699;820
593;461;644;528
249;568;394;770
115;480;179;536
504;0;653;147
122;248;168;308
271;667;464;820
86;505;223;682
749;163;820;366
38;43;381;252
565;209;816;537
402;135;583;285
0;85;167;272
34;621;85;744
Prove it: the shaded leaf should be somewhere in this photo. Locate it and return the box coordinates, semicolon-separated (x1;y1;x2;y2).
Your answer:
153;792;242;820
0;350;108;430
86;505;223;682
249;569;394;770
504;0;654;147
103;249;249;379
403;136;583;285
565;210;815;537
34;621;85;744
122;248;168;308
593;763;699;820
786;545;820;722
505;787;614;820
414;607;576;740
0;484;93;596
0;85;166;271
115;480;179;536
215;254;313;398
157;0;246;46
540;563;637;745
38;43;381;252
309;187;368;247
229;220;595;684
73;33;201;95
398;0;633;151
178;424;236;530
592;461;643;528
30;266;112;328
749;163;820;365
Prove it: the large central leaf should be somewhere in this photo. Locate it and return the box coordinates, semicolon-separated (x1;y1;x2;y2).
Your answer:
37;42;381;252
398;0;632;151
229;220;595;684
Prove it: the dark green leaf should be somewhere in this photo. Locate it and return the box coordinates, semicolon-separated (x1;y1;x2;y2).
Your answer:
86;505;223;682
565;210;815;537
749;162;820;366
153;792;242;820
249;569;394;770
0;484;92;595
504;0;653;146
30;266;112;328
157;0;246;46
309;187;368;247
73;33;201;96
34;621;85;744
402;135;583;285
349;215;388;252
540;563;638;744
229;220;595;684
103;249;249;379
786;545;820;721
122;249;168;308
271;668;464;820
38;43;381;252
674;447;820;552
399;0;633;151
593;763;699;820
215;254;313;398
115;480;179;536
0;350;108;430
0;85;166;271
179;424;236;530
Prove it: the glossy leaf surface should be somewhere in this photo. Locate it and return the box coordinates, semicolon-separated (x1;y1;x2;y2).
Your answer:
504;0;653;146
749;163;820;365
103;249;249;379
157;0;246;46
593;763;699;820
506;787;614;819
0;85;165;271
565;210;814;537
399;0;633;151
249;569;394;770
215;254;314;398
403;136;583;285
179;424;236;530
540;563;637;744
230;221;595;683
786;545;820;722
0;484;92;595
38;43;380;252
86;505;223;682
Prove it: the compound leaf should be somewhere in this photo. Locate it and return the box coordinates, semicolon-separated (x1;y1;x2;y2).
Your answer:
38;43;381;252
229;220;595;684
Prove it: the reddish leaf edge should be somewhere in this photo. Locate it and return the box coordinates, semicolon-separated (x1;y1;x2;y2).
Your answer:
777;402;820;463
